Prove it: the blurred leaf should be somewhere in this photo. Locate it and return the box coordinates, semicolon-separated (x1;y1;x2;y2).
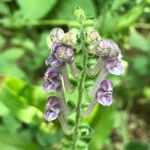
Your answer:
3;76;45;110
17;0;57;20
36;127;60;147
117;5;143;31
0;48;26;78
0;101;9;116
17;106;42;124
0;48;24;62
89;105;115;149
0;35;5;46
111;0;128;10
0;86;39;125
51;0;95;19
143;87;150;99
3;115;21;133
0;1;9;15
125;30;150;52
12;38;36;53
0;126;40;150
133;56;148;75
0;65;26;79
4;76;26;94
126;140;149;150
98;12;119;36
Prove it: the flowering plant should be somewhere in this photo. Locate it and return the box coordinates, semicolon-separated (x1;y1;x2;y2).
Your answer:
43;7;124;149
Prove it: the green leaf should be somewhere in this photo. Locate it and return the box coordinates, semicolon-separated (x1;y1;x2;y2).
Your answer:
17;0;57;20
0;48;24;62
0;64;26;79
117;5;143;31
4;76;26;94
0;48;26;78
143;87;150;99
50;0;95;19
98;12;119;36
0;1;9;15
0;101;9;116
111;0;128;10
89;105;115;149
0;126;40;150
3;115;21;133
133;56;149;75
125;30;150;52
126;140;149;150
0;76;43;124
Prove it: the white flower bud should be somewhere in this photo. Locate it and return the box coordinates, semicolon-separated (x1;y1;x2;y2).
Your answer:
63;31;77;46
86;30;101;44
50;28;65;43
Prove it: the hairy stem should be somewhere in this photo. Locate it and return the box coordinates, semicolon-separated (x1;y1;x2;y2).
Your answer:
72;26;88;149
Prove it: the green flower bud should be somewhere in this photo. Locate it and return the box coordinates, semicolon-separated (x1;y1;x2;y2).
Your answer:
74;7;86;22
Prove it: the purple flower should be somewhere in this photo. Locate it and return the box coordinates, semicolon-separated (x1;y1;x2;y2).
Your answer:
43;78;61;92
44;96;61;121
45;55;64;67
96;80;113;106
45;66;59;79
51;43;60;53
95;39;120;58
103;56;124;75
54;44;74;64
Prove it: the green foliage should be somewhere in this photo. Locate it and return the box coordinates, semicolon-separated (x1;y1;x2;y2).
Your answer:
89;106;115;149
50;0;95;19
126;140;149;150
17;0;57;20
0;0;149;149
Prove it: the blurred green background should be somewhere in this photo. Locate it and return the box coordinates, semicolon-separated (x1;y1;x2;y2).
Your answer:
0;0;150;150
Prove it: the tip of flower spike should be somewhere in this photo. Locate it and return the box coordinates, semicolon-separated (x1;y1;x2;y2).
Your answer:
74;7;86;22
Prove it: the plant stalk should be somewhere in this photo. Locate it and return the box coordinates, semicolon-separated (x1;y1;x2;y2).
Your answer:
72;26;88;149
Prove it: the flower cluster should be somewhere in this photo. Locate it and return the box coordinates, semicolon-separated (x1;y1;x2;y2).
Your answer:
43;27;124;130
83;29;124;116
43;28;77;134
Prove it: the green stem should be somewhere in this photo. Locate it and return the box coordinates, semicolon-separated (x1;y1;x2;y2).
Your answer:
3;19;94;28
72;26;88;149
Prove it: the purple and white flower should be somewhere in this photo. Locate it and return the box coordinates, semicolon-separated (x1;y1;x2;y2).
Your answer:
44;96;61;121
54;44;74;64
95;39;120;58
43;77;61;92
96;80;113;106
45;66;59;78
